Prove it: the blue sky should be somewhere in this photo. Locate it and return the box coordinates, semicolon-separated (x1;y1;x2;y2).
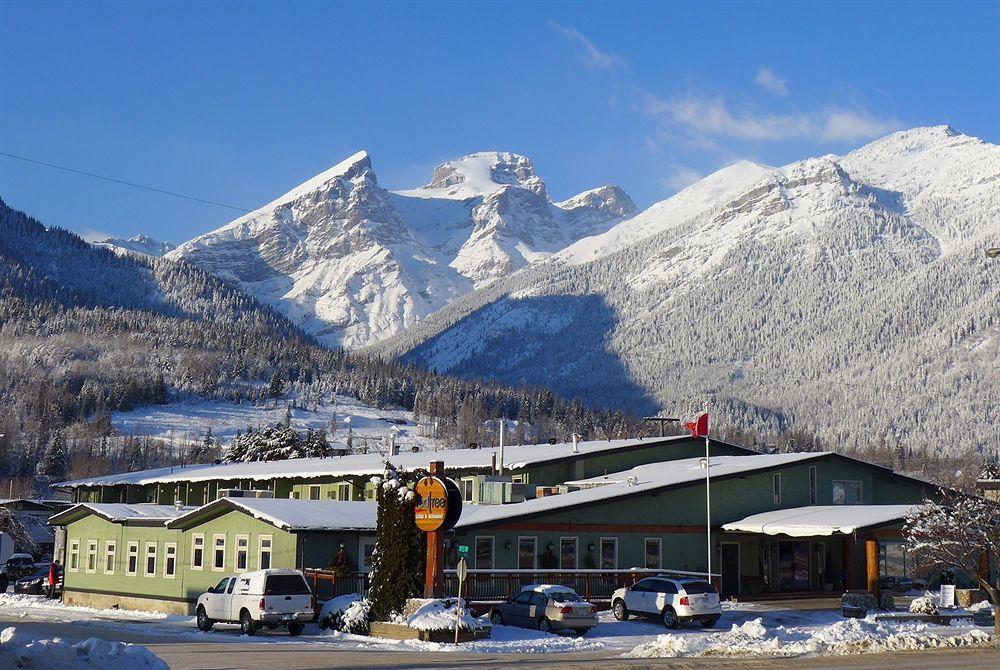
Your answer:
1;1;997;244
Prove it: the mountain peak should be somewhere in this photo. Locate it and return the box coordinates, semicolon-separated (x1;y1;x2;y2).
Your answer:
401;151;546;200
95;235;176;257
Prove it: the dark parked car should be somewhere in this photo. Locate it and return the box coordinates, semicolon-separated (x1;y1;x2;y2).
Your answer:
489;584;598;634
0;553;37;591
14;566;49;595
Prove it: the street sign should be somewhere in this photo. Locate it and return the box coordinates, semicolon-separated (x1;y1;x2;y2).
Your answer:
414;476;449;531
456;557;468;581
457;545;469;557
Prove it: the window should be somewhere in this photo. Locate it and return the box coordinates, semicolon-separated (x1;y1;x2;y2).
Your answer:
308;485;321;501
833;480;863;505
474;536;494;570
68;540;80;572
235;535;249;571
460;478;475;502
213;577;229;593
511;475;524;484
126;542;139;576
264;574;311;595
359;539;376;571
513;591;533;605
144;542;157;577
259;536;272;570
772;473;782;505
164;542;177;578
879;541;909;577
600;537;618;570
336;483;351;500
104;540;116;574
644;538;661;569
809;466;818;505
213;534;226;570
652;579;677;594
191;534;205;570
518;537;536;570
86;540;98;573
559;537;578;570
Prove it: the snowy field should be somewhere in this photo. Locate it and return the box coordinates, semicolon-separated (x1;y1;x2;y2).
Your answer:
111;395;446;454
0;593;992;659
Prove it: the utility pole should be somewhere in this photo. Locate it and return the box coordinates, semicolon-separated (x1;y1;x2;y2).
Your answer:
704;403;712;586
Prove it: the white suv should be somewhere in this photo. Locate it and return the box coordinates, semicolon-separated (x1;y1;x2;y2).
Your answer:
612;576;721;628
196;569;315;636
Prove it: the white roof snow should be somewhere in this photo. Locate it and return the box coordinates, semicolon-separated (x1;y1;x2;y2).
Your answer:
49;503;196;525
457;453;826;528
721;505;917;537
57;435;697;489
169;498;377;532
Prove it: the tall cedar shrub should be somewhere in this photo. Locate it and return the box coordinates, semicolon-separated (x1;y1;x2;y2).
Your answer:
367;463;424;621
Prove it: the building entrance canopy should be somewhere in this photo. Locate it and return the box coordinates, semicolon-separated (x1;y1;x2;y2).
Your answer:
721;505;916;537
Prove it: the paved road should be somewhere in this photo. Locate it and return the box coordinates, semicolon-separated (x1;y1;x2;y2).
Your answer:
1;615;996;670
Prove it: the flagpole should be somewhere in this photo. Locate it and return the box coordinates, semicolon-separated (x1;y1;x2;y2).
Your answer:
705;401;711;586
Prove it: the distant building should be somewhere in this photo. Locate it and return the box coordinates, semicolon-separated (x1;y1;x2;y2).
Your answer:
0;498;73;557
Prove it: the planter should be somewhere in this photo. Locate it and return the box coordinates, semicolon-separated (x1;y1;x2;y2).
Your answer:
368;621;491;643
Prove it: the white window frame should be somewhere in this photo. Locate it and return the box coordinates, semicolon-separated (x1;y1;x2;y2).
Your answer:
143;542;157;577
833;479;864;505
235;534;249;572
163;542;177;579
126;541;139;576
600;536;618;570
258;535;273;570
337;482;351;500
517;536;537;570
772;473;782;505
191;534;205;570
68;539;80;572
359;537;376;572
559;536;578;570
308;484;321;501
104;540;116;575
809;466;818;505
644;537;662;570
86;540;98;574
212;534;226;571
474;536;495;570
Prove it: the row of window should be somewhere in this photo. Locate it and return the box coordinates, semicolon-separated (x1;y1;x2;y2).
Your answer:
472;536;663;570
294;483;352;501
772;467;864;506
67;534;273;578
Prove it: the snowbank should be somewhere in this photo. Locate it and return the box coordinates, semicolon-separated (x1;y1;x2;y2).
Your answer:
404;598;483;631
0;593;171;622
0;627;168;669
625;616;992;658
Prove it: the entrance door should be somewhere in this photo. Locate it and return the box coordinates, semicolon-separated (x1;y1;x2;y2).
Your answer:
778;541;811;591
720;543;740;597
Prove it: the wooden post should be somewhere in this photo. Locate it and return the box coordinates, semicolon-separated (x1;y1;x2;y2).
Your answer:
424;461;446;598
865;538;878;595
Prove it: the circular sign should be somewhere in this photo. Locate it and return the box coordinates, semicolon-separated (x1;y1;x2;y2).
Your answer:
414;477;449;532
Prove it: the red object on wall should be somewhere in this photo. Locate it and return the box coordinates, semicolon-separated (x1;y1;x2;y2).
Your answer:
684;412;709;438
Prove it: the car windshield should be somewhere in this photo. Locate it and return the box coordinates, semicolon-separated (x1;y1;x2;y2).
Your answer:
547;591;582;603
680;581;717;594
264;574;311;595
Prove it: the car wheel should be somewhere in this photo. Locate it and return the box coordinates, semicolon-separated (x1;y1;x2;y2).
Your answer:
538;617;552;633
661;606;679;629
240;610;257;636
489;610;504;625
196;606;214;632
700;616;720;628
288;622;305;636
612;599;629;621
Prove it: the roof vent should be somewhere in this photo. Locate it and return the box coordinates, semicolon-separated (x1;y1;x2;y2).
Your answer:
626;475;638;487
173;500;183;511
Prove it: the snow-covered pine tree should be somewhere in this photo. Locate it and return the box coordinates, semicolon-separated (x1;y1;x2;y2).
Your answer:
36;431;69;482
367;462;423;621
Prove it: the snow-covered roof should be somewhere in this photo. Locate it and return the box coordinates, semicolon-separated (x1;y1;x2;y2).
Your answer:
56;435;707;489
721;505;917;537
48;503;196;526
167;498;377;532
457;453;825;528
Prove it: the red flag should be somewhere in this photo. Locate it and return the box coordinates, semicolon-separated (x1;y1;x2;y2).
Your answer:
684;411;709;438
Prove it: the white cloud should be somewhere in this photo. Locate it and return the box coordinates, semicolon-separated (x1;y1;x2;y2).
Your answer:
80;227;113;243
549;21;626;70
639;92;903;143
659;165;703;191
755;67;788;96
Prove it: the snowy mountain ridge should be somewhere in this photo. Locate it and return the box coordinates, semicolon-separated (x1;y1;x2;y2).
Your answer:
95;234;176;257
169;149;634;347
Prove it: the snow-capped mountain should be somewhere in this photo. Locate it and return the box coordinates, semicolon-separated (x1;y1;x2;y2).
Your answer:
388;127;1000;456
169;150;633;347
95;234;176;257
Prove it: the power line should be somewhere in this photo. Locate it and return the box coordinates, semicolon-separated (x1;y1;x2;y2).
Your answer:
0;151;252;213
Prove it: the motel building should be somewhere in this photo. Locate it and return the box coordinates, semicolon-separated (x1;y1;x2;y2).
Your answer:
49;435;950;614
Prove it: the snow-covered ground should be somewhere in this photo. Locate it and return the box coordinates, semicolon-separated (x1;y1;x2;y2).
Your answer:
1;593;991;658
0;626;168;670
111;395;444;453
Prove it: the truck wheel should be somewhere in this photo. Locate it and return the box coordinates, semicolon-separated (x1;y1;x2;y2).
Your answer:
288;622;305;636
489;610;504;625
196;606;214;632
240;610;257;636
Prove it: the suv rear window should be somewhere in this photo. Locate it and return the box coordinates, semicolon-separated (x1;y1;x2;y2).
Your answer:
681;581;717;594
264;574;311;595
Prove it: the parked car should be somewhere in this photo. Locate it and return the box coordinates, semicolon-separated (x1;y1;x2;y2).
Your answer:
489;584;598;634
14;566;49;595
195;569;315;636
0;553;37;591
612;576;721;628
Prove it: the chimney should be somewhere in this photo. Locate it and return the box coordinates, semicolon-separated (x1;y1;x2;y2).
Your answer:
498;420;505;476
572;433;579;454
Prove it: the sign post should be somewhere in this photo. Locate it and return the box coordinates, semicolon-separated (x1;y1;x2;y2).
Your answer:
414;461;462;599
454;557;468;644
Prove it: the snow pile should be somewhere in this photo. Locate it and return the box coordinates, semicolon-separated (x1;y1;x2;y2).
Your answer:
625;616;992;658
0;593;170;621
909;596;940;615
319;594;371;634
0;627;168;669
403;598;483;632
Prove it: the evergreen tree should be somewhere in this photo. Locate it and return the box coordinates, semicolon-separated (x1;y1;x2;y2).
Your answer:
268;372;284;402
36;431;69;482
367;463;423;621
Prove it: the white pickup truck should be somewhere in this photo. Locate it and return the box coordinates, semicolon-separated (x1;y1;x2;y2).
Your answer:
195;569;315;636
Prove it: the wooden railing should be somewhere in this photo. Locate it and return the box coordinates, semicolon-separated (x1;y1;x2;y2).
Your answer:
303;569;370;601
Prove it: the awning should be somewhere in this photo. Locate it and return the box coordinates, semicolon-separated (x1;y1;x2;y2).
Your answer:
721;505;917;537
